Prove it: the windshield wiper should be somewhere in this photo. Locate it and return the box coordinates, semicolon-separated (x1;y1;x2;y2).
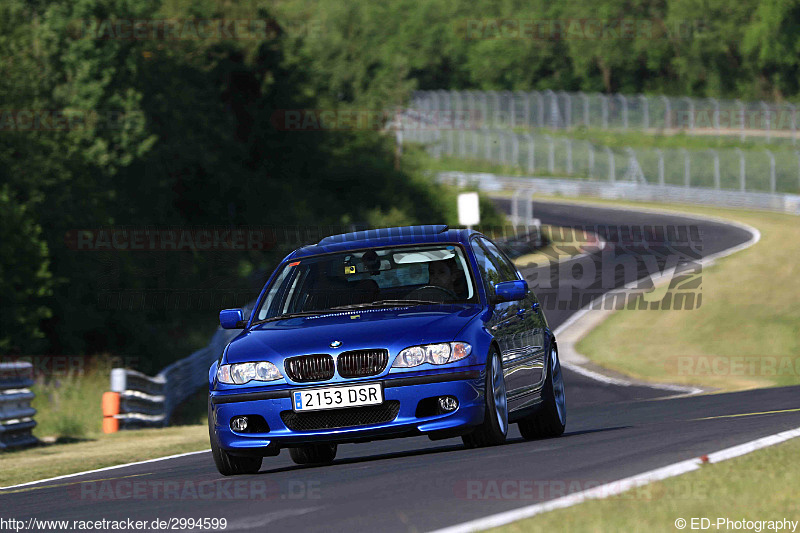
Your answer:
255;300;455;323
252;310;339;324
331;299;442;310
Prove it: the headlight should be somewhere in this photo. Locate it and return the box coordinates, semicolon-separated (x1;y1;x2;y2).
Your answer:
392;342;472;368
255;361;282;381
217;364;232;384
230;363;256;384
217;361;282;384
398;346;426;367
427;343;451;364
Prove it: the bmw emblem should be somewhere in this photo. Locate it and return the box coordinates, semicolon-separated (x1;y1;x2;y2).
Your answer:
330;340;342;348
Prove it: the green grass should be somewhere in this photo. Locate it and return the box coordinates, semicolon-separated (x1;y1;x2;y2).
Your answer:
521;126;800;153
29;356;209;439
422;154;582;179
0;425;208;487
513;225;595;269
491;434;800;533
30;358;114;439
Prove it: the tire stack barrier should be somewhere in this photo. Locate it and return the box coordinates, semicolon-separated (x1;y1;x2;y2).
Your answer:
0;362;38;450
102;369;167;433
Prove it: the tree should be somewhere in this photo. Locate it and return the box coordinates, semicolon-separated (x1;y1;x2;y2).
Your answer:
0;185;54;353
743;0;800;99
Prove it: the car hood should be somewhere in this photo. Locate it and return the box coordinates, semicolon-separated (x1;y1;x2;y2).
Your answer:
224;305;482;364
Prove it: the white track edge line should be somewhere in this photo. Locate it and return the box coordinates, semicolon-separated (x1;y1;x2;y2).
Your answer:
551;205;761;339
430;426;800;533
560;361;704;394
0;449;210;490
548;202;760;392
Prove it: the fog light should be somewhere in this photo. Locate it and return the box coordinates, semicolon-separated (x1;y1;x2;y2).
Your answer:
438;396;458;412
231;416;248;432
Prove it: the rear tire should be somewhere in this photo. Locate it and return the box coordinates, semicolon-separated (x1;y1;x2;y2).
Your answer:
289;443;338;465
208;399;263;476
518;344;566;440
463;349;508;448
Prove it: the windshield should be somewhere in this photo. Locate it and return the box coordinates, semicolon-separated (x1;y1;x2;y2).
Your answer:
254;244;477;321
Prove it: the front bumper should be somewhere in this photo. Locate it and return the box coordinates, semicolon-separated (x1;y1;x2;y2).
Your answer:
210;366;485;452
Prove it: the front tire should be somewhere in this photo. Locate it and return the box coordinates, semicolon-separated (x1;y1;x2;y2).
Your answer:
208;399;263;476
463;349;508;448
289;443;338;465
518;344;566;439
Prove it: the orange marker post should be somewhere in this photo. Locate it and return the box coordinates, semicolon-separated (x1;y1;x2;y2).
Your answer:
102;391;121;433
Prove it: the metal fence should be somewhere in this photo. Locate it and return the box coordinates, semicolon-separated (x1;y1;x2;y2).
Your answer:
397;111;800;196
0;362;38;450
411;90;800;144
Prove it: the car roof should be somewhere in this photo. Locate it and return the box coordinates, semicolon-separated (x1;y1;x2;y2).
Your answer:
287;225;480;259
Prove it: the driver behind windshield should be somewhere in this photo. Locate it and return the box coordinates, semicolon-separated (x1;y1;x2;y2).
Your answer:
426;258;468;300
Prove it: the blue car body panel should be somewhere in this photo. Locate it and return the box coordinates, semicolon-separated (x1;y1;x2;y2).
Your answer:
209;226;554;453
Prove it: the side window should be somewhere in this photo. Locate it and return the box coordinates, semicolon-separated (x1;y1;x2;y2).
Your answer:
470;238;501;297
479;238;518;282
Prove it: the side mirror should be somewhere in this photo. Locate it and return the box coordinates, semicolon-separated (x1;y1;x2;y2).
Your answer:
219;308;245;329
493;280;528;303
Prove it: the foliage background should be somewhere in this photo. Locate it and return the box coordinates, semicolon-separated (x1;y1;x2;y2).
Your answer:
2;0;799;369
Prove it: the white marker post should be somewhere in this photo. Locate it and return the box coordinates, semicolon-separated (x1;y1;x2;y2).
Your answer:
457;192;480;230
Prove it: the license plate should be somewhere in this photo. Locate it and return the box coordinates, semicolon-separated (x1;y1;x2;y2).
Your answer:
292;383;383;412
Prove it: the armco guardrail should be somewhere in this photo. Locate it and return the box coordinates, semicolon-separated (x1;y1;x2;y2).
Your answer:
438;171;800;216
104;305;252;432
0;362;38;450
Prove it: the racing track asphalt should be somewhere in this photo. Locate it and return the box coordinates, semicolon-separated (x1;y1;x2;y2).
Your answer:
4;200;800;532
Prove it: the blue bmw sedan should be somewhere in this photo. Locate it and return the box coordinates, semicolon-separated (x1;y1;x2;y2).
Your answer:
208;225;565;475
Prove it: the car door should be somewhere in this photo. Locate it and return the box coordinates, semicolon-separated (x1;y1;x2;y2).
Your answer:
469;237;517;374
479;237;547;411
